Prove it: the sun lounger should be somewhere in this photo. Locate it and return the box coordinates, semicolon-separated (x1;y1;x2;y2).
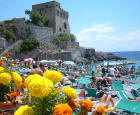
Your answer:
131;89;140;98
85;75;92;78
112;81;140;114
86;88;97;98
131;84;140;89
69;78;77;86
79;80;92;85
112;81;124;91
115;99;140;114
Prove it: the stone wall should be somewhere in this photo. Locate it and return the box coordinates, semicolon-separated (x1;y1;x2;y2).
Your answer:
59;41;79;49
29;24;53;39
49;51;72;60
12;18;29;39
0;37;12;50
13;18;54;40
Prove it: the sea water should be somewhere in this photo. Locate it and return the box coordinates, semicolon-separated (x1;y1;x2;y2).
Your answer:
90;51;140;71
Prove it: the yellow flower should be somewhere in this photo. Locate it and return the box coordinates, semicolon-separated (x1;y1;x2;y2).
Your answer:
0;57;7;61
25;74;41;88
63;86;77;99
28;77;54;98
0;67;5;73
12;72;22;87
0;72;11;85
43;70;62;83
14;105;34;115
54;104;73;115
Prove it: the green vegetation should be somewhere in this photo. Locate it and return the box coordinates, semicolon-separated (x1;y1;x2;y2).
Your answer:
25;10;49;27
4;30;16;41
55;33;76;44
0;20;16;42
20;39;40;52
0;84;10;101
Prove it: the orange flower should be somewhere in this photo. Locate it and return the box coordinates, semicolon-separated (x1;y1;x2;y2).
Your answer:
18;83;26;89
69;100;79;109
0;61;4;66
54;104;73;115
80;100;93;112
106;106;118;113
96;106;106;114
7;92;20;100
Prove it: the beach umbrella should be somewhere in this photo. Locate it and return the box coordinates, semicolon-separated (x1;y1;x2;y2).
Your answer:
24;58;33;62
40;60;58;65
63;61;75;66
40;60;48;63
7;58;14;62
56;59;63;63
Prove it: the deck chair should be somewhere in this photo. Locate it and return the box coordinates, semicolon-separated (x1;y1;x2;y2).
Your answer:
69;78;76;86
87;69;92;75
112;81;124;91
86;88;97;98
131;89;140;98
112;82;140;114
116;99;140;114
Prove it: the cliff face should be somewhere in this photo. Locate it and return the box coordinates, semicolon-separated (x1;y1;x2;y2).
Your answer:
0;21;123;62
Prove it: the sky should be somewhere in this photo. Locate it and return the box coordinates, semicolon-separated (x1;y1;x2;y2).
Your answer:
0;0;140;52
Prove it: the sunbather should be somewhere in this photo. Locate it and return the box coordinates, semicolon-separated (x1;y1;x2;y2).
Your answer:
76;89;114;108
128;97;140;102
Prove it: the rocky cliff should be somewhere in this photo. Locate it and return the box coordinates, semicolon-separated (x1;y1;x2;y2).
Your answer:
0;21;123;62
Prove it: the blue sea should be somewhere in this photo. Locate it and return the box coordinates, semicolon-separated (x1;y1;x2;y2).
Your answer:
91;51;140;70
112;51;140;68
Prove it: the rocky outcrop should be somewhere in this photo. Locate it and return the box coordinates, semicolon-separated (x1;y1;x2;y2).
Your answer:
91;52;124;61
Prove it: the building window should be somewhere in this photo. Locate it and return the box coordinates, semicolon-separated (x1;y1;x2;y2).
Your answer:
64;22;67;29
57;11;59;16
40;10;42;16
45;10;47;14
60;12;62;17
59;27;62;32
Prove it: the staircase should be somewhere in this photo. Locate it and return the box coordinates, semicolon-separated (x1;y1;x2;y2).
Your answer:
2;40;22;55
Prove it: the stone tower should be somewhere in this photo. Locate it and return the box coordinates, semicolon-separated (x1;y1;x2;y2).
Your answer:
32;1;70;34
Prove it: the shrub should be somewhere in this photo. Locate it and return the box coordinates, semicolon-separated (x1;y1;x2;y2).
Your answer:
0;83;10;101
20;39;40;52
4;30;16;41
4;20;13;24
55;33;76;44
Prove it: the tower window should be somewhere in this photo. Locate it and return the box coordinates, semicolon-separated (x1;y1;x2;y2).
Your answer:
59;27;62;32
57;11;59;16
64;22;67;29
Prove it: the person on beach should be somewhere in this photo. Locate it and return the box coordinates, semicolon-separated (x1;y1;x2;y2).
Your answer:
76;89;114;108
101;66;106;77
109;66;115;77
39;63;46;73
29;64;43;76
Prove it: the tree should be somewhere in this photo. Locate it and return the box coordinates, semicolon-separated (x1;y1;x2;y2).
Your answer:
25;9;49;27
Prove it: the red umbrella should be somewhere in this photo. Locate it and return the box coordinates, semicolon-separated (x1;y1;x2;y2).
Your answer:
24;58;33;62
56;60;63;63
